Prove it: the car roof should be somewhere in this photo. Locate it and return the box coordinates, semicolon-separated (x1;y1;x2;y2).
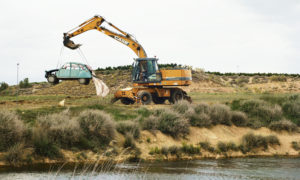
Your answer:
64;62;87;66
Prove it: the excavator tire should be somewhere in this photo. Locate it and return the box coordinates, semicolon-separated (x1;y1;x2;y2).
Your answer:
152;94;166;104
169;89;184;104
138;91;152;105
120;98;135;105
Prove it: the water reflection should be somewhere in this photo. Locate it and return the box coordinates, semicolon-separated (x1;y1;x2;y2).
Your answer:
0;157;299;180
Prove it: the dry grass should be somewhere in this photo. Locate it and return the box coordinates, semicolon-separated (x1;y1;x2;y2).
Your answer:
0;110;26;150
78;110;116;145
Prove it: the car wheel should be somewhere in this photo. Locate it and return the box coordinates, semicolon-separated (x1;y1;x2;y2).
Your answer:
78;78;89;85
120;98;135;105
138;91;152;105
47;75;59;85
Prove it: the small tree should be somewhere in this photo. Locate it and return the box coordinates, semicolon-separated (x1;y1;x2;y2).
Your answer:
19;78;32;88
0;82;9;91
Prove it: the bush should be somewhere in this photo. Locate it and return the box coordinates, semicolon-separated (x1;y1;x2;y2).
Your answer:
161;146;169;156
291;141;300;151
282;101;300;125
123;133;136;149
149;147;160;155
181;143;201;154
239;100;282;125
194;103;211;114
35;110;82;147
240;133;280;153
247;118;263;129
19;78;32;88
209;104;232;126
188;113;212;127
78;110;116;145
32;127;61;158
217;142;228;152
117;120;140;139
269;119;298;132
172;100;191;114
0;82;8;91
0;110;26;151
142;115;159;130
231;111;248;127
168;145;180;155
270;75;287;82
4;143;24;164
199;141;215;153
156;109;190;137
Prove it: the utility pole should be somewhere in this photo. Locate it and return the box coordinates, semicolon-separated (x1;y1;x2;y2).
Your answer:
17;63;19;108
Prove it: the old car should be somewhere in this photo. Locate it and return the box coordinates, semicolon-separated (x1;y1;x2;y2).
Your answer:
45;62;93;85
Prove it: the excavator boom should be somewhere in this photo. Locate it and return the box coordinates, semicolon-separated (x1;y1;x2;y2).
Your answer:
63;15;147;58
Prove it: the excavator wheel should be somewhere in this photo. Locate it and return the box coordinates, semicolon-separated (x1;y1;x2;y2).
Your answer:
169;89;184;104
137;91;152;105
152;94;166;104
120;98;135;105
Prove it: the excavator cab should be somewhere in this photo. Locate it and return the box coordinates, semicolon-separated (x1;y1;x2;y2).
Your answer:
132;58;162;83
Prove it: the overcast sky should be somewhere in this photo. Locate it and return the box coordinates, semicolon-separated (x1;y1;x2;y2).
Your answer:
0;0;299;85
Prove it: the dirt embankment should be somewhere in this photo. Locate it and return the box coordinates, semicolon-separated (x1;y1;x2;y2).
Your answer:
1;125;298;167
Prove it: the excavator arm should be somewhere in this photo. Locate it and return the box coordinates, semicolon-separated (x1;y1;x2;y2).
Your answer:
63;15;147;58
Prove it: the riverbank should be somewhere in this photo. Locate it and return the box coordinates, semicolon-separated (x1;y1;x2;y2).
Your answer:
0;125;299;168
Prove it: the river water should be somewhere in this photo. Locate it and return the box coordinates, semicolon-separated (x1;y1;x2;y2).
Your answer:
0;157;299;180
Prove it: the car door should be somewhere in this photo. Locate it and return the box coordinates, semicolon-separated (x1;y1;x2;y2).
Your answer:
70;63;80;78
57;63;71;78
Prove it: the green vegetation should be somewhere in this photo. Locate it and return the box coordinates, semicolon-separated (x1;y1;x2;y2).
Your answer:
4;143;24;164
199;141;215;153
19;78;32;88
0;82;8;91
123;133;136;149
269;119;298;132
117;120;140;139
291;141;300;151
239;133;280;153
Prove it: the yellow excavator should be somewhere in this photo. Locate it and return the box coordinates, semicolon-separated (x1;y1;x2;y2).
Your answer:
63;15;192;105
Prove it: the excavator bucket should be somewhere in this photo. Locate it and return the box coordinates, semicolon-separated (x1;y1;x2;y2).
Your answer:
63;34;81;50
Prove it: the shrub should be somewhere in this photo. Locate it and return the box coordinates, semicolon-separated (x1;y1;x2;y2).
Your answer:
194;103;210;114
168;145;180;155
142;115;159;130
247;118;263;129
4;143;24;164
0;110;26;150
0;82;8;91
149;147;160;155
78;110;116;145
156;109;190;137
209;104;232;126
137;107;151;118
32;127;61;158
161;146;169;156
282;101;300;125
172;100;191;114
217;142;228;152
231;111;248;127
35;110;82;147
269;119;298;132
117;120;140;139
239;100;282;125
19;78;32;88
240;133;280;153
265;135;280;146
199;141;215;153
291;141;300;151
181;143;201;154
188;113;212;127
270;75;287;82
123;133;136;149
226;141;239;151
